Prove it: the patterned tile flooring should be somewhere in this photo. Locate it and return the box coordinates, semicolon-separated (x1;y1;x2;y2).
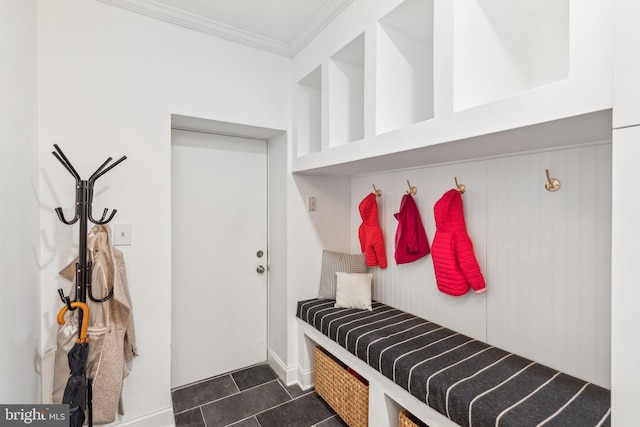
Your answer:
171;363;348;427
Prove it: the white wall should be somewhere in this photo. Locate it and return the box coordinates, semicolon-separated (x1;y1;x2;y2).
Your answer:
612;0;640;129
611;0;640;419
268;133;289;375
611;132;640;424
350;143;612;388
0;0;41;404
286;174;351;383
611;0;640;421
37;0;290;423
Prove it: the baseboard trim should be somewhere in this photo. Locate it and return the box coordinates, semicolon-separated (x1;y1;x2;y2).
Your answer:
268;349;294;384
297;364;314;390
112;406;175;427
267;348;314;390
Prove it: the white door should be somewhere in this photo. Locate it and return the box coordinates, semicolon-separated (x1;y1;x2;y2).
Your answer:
170;129;268;388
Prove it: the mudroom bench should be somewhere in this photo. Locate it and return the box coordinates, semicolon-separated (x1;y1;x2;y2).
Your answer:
296;299;611;427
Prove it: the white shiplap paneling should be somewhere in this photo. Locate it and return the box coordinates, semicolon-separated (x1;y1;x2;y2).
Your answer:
486;144;611;388
350;143;611;387
351;161;488;341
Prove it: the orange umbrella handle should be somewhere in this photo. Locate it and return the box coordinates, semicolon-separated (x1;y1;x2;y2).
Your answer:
57;302;90;343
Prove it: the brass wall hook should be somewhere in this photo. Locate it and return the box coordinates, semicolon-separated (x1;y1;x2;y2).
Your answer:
406;180;417;195
454;177;465;194
544;169;561;192
372;184;382;197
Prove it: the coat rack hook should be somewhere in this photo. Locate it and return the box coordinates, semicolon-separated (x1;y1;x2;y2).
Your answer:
372;184;382;197
454;177;465;194
406;180;417;195
58;288;74;311
544;169;561;192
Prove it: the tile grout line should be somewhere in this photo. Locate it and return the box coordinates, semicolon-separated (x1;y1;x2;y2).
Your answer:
229;373;241;394
173;373;239;416
171;362;271;392
174;364;333;426
318;414;341;426
176;374;271;416
242;387;321;422
198;379;290;425
233;378;278;395
277;378;294;400
178;387;335;427
200;405;208;427
219;380;297;427
225;415;263;427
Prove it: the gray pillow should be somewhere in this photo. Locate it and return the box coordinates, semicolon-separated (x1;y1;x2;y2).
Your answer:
318;250;367;299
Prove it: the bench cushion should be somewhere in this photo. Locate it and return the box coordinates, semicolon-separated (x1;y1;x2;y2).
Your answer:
297;298;611;427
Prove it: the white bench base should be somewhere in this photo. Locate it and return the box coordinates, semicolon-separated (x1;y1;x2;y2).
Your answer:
297;318;459;427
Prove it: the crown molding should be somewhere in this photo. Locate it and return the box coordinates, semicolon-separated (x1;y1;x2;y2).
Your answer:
288;0;354;57
97;0;291;56
97;0;353;58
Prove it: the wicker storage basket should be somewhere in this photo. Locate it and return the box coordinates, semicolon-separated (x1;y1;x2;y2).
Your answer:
399;408;429;427
314;346;368;427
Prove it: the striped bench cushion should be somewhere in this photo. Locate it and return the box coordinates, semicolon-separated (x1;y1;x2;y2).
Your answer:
297;298;611;427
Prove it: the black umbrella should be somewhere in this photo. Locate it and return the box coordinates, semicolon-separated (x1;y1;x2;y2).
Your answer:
57;302;90;427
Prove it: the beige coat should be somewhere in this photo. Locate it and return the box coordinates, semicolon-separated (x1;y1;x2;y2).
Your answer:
52;224;137;424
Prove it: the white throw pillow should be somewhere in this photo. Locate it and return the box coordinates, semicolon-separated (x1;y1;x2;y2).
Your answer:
334;272;373;311
318;250;367;299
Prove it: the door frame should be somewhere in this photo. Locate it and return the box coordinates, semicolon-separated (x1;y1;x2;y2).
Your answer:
169;115;285;387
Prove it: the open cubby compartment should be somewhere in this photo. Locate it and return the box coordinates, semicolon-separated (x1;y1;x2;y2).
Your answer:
376;0;435;135
453;0;570;112
382;394;403;427
315;346;369;427
296;66;322;156
329;33;365;148
377;393;430;427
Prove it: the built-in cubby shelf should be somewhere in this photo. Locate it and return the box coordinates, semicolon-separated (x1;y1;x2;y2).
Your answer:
382;394;403;426
453;0;570;111
329;33;365;147
295;66;322;156
376;0;434;135
291;0;612;176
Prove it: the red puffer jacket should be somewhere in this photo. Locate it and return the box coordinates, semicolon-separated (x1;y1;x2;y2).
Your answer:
394;194;430;264
358;193;387;268
431;189;486;296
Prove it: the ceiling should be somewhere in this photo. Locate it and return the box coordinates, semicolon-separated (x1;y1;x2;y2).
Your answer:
98;0;353;57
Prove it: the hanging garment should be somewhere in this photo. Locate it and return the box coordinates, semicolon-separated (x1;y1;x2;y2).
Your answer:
394;194;430;264
52;224;137;424
358;193;387;268
431;189;486;296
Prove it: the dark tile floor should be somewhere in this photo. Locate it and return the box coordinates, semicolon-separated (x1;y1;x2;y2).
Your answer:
171;363;348;427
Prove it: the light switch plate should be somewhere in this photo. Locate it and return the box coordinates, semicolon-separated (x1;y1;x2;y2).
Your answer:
307;196;317;212
113;223;133;246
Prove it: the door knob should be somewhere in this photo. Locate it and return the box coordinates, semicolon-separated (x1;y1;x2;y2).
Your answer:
256;265;266;274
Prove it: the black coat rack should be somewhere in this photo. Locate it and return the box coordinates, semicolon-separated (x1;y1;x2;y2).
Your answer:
53;144;126;318
52;144;126;427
